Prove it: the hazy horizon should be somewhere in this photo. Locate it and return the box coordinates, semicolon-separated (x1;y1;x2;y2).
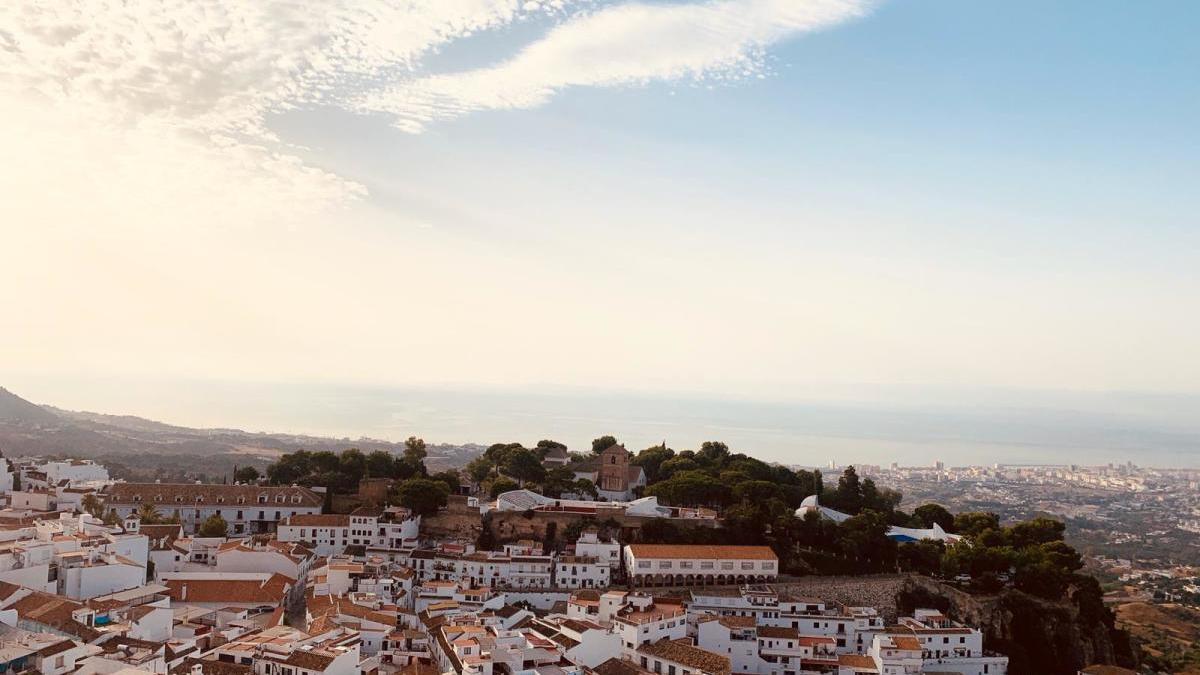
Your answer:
7;375;1200;469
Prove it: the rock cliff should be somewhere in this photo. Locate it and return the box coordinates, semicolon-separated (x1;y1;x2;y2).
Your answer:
897;576;1136;675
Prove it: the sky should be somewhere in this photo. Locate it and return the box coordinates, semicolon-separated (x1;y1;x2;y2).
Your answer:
2;1;1199;457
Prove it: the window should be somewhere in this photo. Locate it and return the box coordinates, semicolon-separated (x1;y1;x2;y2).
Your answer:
679;562;693;569
638;561;651;569
658;561;672;569
741;562;754;570
700;561;714;569
721;562;734;570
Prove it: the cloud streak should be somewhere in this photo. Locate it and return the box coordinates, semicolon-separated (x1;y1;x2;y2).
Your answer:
360;0;873;132
0;0;562;205
0;0;873;209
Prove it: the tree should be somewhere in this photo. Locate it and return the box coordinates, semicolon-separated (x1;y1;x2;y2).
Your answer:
591;435;618;454
393;478;449;516
404;437;428;463
366;451;397;479
571;478;599;500
466;456;495;484
137;503;163;524
827;466;864;514
198;514;229;538
430;470;461;494
732;480;783;506
697;441;730;467
233;466;261;484
954;512;1001;539
1014;560;1068;599
645;470;727;507
503;447;546;485
81;493;105;519
837;510;897;571
339;449;367;482
103;509;122;527
913;503;955;531
1007;517;1066;548
632;444;675;484
539;466;577;498
489;477;520;498
898;540;944;575
657;456;700;481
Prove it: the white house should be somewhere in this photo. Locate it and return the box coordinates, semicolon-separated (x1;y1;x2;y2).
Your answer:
604;592;688;658
277;506;419;558
624;545;778;587
102;483;323;537
554;555;610;589
574;530;621;569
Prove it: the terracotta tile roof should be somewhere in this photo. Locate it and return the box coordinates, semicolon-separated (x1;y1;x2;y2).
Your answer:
637;639;730;675
797;636;835;646
106;483;322;507
165;573;293;604
716;616;756;629
170;658;254;675
284;514;351;527
838;654;878;671
10;592;99;641
282;650;336;670
592;657;652;675
889;635;921;650
756;626;798;640
36;639;76;657
626;545;777;561
0;580;24;602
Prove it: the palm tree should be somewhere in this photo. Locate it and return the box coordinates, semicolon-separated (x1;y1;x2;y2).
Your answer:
136;503;161;524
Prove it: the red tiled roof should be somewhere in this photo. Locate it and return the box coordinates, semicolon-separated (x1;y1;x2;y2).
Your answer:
626;545;777;561
106;483;321;507
165;573;293;604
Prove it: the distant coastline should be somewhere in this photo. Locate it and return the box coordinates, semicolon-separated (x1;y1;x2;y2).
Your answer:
6;376;1199;469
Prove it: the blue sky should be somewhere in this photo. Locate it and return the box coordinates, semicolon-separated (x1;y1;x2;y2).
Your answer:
2;0;1199;439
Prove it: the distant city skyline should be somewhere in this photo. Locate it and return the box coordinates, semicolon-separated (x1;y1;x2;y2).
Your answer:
3;1;1199;438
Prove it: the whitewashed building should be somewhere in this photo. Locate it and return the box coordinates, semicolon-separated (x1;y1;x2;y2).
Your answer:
102;483;324;537
624;545;779;587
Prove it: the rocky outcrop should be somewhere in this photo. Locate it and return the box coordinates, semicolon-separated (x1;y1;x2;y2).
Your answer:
897;576;1133;675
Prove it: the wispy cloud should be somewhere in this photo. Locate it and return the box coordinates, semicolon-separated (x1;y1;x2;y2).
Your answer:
0;0;873;209
0;0;560;205
360;0;873;132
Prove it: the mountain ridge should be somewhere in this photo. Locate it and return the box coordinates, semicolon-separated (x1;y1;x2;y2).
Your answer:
0;386;482;469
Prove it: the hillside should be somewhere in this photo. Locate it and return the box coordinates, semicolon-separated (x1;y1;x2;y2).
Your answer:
0;386;483;480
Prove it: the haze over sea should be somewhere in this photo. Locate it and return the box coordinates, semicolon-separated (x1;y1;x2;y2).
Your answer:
9;376;1200;469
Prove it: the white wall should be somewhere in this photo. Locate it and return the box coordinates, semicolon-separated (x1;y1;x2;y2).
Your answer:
62;562;145;600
